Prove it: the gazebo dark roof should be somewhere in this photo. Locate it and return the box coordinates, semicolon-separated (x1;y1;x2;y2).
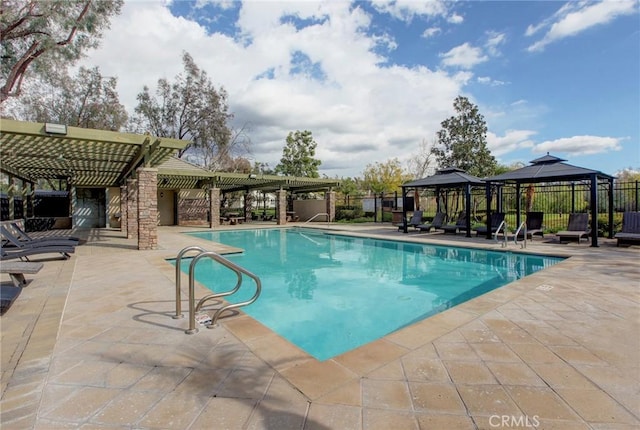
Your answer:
484;154;614;183
483;153;614;247
403;167;485;187
401;167;483;237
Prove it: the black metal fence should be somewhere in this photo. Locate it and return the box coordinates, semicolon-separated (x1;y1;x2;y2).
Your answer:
337;180;639;234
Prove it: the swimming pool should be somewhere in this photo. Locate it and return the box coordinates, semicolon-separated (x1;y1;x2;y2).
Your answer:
175;228;563;361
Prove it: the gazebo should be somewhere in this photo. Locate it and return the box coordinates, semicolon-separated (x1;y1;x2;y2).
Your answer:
401;167;485;236
484;154;614;247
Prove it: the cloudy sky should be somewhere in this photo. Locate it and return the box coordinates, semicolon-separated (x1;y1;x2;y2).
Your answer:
79;0;639;178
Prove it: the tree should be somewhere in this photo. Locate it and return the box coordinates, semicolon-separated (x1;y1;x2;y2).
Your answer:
407;137;436;179
6;66;127;130
275;130;321;177
1;0;123;103
431;96;497;177
362;158;410;194
337;177;360;205
131;52;236;169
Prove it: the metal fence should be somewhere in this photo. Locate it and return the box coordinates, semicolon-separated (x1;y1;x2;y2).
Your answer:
337;180;639;233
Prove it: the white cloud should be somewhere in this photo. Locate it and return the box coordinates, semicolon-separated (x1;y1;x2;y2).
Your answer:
477;76;507;86
485;31;506;57
371;0;449;23
447;13;464;24
533;136;623;155
440;42;488;69
487;130;536;156
80;1;466;177
527;0;638;52
422;27;441;38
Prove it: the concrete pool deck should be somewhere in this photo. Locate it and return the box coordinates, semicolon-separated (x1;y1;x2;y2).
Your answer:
1;224;638;429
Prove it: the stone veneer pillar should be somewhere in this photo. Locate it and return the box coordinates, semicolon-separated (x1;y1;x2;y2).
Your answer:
209;187;221;228
120;185;127;234
276;189;287;225
136;168;158;250
326;191;336;222
126;178;138;239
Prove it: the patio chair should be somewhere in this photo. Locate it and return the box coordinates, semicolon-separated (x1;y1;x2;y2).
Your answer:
441;211;467;234
1;285;22;315
614;211;640;246
556;213;590;243
1;242;75;261
521;212;544;240
473;212;506;237
417;212;446;233
1;225;78;249
8;220;79;243
398;210;423;231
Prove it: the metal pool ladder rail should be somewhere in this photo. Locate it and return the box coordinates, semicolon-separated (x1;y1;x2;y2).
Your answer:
493;220;508;248
174;246;262;334
304;212;330;225
513;221;528;249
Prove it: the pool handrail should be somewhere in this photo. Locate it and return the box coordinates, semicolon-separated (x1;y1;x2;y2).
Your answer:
304;212;330;225
514;221;528;249
186;250;262;334
174;246;207;319
493;220;508;247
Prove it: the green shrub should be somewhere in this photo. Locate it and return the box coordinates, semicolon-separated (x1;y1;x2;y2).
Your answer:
596;213;623;236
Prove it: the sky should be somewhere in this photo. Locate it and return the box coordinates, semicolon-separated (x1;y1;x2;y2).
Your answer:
78;0;640;179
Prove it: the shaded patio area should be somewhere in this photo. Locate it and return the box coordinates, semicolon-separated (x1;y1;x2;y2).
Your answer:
1;224;638;429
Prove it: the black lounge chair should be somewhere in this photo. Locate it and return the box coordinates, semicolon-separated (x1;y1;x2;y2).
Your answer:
615;211;640;246
556;213;590;243
517;211;544;240
473;212;506;237
398;210;423;231
417;212;446;233
441;211;467;234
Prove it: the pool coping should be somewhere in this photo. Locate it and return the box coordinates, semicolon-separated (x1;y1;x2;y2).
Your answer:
159;225;600;401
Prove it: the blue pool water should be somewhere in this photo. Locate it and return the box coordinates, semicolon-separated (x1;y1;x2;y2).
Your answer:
174;228;563;361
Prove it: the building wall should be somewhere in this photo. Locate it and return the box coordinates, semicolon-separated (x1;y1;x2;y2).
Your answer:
177;189;208;226
157;189;175;226
292;199;328;222
107;187;121;228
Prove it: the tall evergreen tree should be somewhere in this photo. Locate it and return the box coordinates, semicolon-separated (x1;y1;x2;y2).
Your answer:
431;96;497;177
275;130;321;178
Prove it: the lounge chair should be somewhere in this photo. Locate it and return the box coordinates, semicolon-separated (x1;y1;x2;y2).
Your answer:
614;211;640;246
522;211;544;240
398;210;423;231
441;211;467;234
473;212;506;237
1;240;75;261
556;213;590;243
417;212;446;233
1;225;78;249
8;220;79;243
1;285;22;315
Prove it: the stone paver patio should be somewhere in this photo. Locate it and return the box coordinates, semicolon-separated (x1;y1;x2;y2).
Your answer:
1;224;638;429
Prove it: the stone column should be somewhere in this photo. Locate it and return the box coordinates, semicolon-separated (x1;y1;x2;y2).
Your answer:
120;185;127;233
326;190;336;222
209;187;220;229
276;189;287;225
136;167;158;250
126;178;138;239
69;186;76;228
